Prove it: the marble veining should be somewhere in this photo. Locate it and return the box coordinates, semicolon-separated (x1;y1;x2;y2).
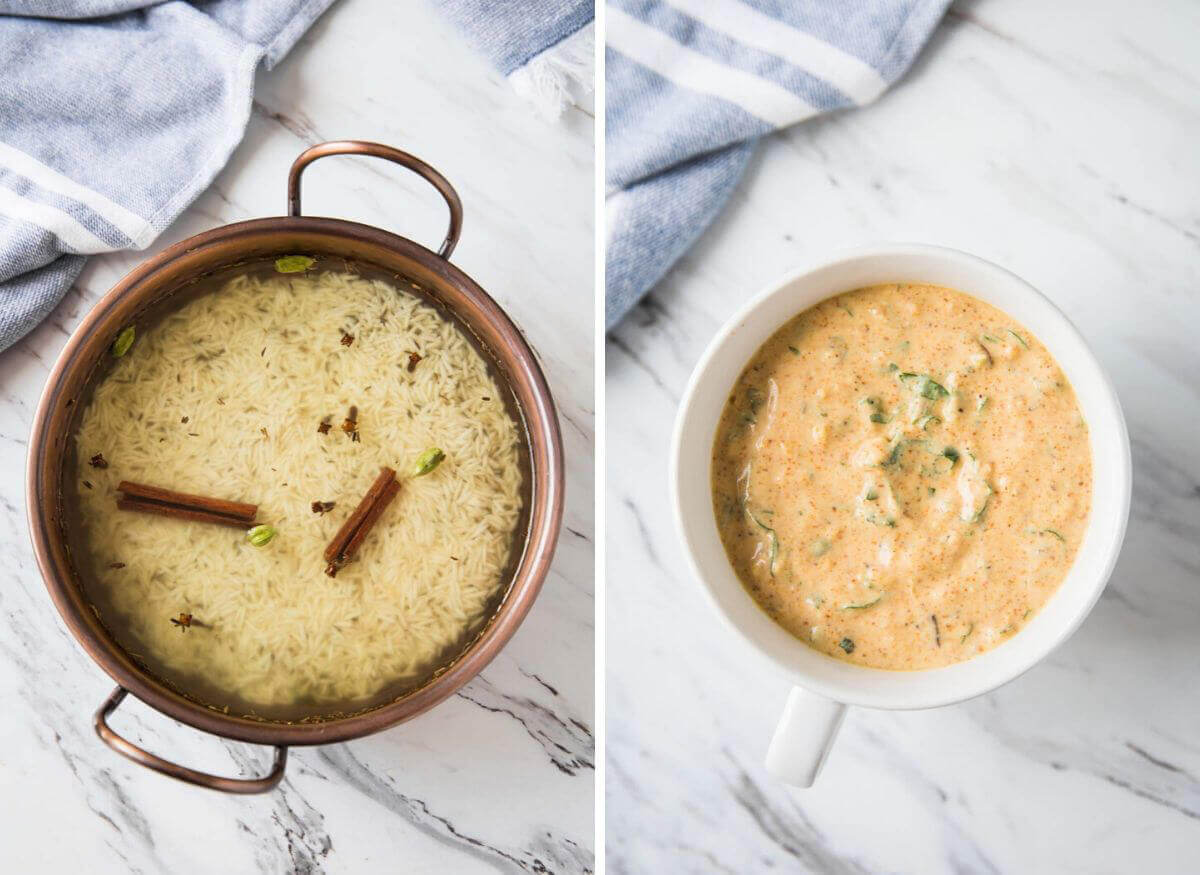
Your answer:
0;0;593;871
606;0;1200;871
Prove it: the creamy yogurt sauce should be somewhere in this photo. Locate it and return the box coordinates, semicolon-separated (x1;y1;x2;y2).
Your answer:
711;283;1092;670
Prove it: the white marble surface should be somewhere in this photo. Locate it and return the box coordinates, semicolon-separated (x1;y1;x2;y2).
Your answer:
0;0;593;871
606;0;1200;871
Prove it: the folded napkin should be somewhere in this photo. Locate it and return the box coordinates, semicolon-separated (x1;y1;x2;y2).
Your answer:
605;0;951;329
0;0;336;353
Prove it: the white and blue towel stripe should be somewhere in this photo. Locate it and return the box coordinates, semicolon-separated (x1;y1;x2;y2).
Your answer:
606;0;950;328
0;0;592;353
0;0;338;352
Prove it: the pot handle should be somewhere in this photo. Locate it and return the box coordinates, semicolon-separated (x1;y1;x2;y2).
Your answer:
287;140;464;259
94;687;288;794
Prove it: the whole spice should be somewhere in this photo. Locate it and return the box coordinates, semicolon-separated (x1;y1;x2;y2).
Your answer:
341;332;355;347
324;467;399;575
317;416;332;435
275;255;315;273
111;326;136;357
342;405;359;442
311;500;336;514
117;481;257;528
170;612;193;631
407;352;422;372
108;562;126;569
412;447;445;476
246;524;277;547
89;453;108;469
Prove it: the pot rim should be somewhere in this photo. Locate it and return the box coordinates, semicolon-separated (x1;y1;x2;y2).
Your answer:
27;214;565;746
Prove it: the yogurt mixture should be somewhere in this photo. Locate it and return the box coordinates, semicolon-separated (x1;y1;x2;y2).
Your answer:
711;283;1092;669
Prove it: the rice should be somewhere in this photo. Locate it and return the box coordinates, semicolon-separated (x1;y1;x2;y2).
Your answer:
72;269;524;713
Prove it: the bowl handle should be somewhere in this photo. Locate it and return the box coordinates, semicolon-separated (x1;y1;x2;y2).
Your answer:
94;687;288;794
764;686;846;787
287;140;464;259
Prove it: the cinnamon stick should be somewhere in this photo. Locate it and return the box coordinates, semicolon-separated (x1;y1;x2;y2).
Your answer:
117;481;257;527
117;498;255;528
336;479;399;564
323;467;399;574
118;482;257;521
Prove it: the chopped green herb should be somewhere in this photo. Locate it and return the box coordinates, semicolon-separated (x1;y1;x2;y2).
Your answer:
976;396;989;413
747;509;779;576
1007;329;1029;349
275;255;315;273
788;345;801;355
836;301;854;317
975;487;994;522
915;414;941;431
960;623;975;644
809;538;832;558
898;372;950;400
841;595;882;610
1042;528;1065;542
862;397;891;424
932;614;941;647
111;326;136;358
942;447;960;465
883;439;908;467
838;637;855;654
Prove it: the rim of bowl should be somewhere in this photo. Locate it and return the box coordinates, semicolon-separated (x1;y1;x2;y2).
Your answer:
27;216;565;744
671;243;1131;710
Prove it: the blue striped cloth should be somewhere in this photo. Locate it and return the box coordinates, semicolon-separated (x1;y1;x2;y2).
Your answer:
0;0;591;353
0;0;338;353
605;0;951;328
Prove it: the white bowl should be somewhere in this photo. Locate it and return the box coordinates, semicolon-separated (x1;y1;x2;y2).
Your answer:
670;244;1131;785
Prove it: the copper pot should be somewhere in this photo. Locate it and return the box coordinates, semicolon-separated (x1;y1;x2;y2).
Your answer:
26;142;564;793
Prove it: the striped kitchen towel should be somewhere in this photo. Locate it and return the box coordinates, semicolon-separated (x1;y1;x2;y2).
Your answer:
606;0;951;329
0;0;337;353
0;0;592;354
435;0;594;117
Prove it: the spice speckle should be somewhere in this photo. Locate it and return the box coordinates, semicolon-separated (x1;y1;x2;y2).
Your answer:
342;405;359;441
